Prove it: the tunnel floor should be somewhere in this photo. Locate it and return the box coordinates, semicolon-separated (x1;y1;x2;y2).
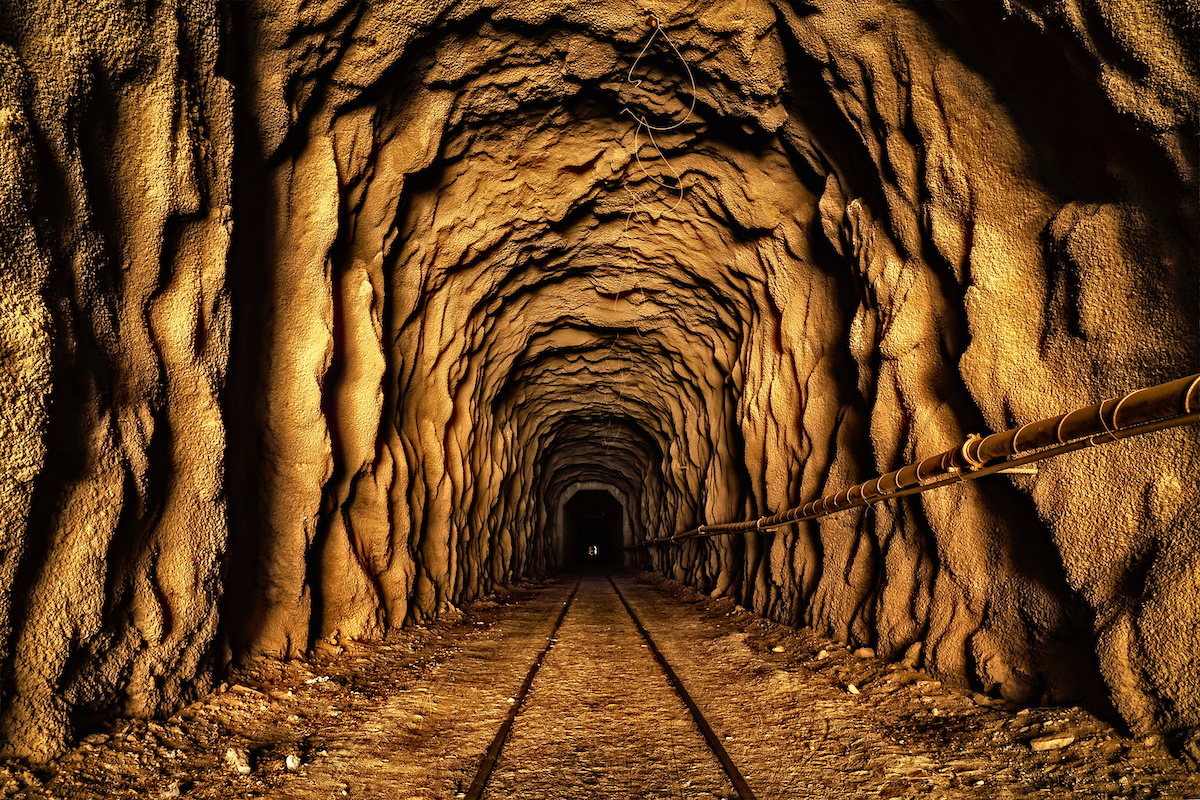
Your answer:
8;573;1200;799
485;575;735;798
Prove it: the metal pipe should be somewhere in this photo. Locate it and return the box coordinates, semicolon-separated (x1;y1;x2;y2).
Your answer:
637;373;1200;547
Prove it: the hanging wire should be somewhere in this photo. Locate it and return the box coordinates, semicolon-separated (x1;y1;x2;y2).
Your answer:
591;10;702;443
624;11;699;132
622;10;698;211
608;9;701;327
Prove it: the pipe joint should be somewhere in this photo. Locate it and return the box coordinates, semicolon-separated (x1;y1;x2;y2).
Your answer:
961;433;987;469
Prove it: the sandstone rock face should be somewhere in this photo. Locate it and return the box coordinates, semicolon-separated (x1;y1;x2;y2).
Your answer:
0;0;233;759
1;0;1197;761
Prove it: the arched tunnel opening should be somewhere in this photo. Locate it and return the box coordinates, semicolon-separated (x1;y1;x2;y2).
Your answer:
561;488;626;568
0;0;1199;793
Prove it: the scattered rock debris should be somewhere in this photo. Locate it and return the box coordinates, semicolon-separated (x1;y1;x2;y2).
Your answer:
629;571;1200;799
1030;734;1077;752
0;573;1195;799
224;747;252;775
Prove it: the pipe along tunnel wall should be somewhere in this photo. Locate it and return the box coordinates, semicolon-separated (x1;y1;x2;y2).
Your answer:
0;0;1198;764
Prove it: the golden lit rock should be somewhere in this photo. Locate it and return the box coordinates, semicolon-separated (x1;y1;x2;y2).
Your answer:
0;0;1196;764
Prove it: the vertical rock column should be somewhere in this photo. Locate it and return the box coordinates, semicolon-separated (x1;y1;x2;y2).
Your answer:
0;0;233;759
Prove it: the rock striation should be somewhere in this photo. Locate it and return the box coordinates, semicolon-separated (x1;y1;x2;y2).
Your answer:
0;0;1197;762
0;0;233;759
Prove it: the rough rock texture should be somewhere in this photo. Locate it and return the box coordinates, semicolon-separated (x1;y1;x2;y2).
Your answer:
0;0;1197;763
0;0;233;759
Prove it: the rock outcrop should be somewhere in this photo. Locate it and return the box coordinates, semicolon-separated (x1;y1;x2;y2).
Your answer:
0;0;1197;761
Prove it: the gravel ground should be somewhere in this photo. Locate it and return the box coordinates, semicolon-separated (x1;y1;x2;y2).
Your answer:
613;573;1200;799
489;575;735;799
1;571;1198;799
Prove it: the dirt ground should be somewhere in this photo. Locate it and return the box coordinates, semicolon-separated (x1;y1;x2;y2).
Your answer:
2;571;1198;799
485;575;735;798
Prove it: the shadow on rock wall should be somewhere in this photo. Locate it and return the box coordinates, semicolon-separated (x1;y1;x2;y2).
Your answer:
0;0;1197;762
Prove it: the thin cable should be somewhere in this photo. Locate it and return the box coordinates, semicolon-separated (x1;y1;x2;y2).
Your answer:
622;12;696;208
592;10;701;428
624;12;698;132
609;11;699;324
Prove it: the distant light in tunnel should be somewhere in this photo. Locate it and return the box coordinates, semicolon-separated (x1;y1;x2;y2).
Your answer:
561;486;627;568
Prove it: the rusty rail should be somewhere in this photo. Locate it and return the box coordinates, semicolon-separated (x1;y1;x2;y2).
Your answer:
636;373;1200;546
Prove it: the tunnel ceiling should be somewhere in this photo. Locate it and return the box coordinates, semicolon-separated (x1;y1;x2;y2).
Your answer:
1;0;1199;762
243;0;835;640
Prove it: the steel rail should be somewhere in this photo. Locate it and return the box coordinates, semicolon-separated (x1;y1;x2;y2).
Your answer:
635;373;1200;546
463;577;582;800
607;573;758;800
465;574;757;798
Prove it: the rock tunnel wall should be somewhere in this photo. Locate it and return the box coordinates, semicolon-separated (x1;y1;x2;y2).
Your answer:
0;0;1198;761
0;0;233;759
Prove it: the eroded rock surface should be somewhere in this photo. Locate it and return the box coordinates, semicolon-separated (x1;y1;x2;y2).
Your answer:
0;0;1197;764
0;0;233;760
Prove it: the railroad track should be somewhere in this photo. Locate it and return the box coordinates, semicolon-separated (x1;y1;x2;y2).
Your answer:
462;572;757;799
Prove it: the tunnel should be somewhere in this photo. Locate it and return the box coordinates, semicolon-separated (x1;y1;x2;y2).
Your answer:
561;487;627;567
0;0;1198;792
